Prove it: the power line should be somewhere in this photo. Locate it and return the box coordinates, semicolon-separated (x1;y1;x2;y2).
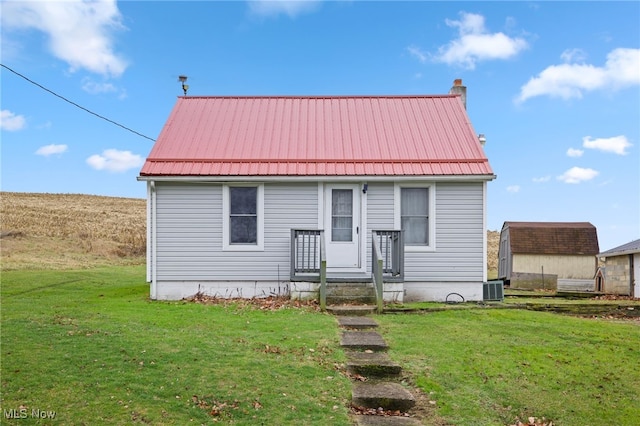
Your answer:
1;63;156;142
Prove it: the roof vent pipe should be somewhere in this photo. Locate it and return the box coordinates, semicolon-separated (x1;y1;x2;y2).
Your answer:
449;79;467;109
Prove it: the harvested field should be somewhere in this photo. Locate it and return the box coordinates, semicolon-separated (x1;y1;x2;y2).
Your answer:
1;192;146;270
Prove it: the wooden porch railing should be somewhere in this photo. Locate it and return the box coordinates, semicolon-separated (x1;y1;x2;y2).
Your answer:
290;229;327;310
292;229;402;313
372;230;404;281
372;230;404;313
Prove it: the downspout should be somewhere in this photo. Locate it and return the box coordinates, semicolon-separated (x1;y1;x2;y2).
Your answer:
482;181;488;282
630;254;635;297
146;181;152;283
149;181;157;299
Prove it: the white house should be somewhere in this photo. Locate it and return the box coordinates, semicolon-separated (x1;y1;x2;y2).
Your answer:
138;80;495;303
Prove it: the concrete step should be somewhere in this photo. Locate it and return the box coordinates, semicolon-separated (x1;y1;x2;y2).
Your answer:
326;284;376;305
354;415;423;425
341;331;388;351
327;305;377;316
337;316;379;329
346;351;402;377
352;382;416;412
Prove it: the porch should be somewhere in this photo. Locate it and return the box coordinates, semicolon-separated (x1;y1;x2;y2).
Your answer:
290;229;404;312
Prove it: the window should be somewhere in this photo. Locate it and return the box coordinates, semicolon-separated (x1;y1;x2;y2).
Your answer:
230;187;257;244
395;183;435;251
331;189;353;242
223;185;264;251
401;188;429;245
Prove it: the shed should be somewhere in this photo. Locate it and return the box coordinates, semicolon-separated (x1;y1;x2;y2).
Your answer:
498;222;599;291
138;80;496;302
597;239;640;297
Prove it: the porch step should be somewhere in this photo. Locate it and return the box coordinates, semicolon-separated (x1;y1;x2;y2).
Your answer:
327;305;376;316
352;382;416;412
326;283;376;305
346;351;402;377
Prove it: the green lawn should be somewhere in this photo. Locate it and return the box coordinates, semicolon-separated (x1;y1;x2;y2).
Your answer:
0;267;352;425
3;267;639;425
377;309;640;426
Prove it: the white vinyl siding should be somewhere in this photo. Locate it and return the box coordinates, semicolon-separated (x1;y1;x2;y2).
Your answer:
402;182;484;282
152;180;485;286
154;182;317;281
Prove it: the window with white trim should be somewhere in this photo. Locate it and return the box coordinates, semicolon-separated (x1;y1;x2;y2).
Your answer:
395;183;435;251
401;187;429;245
223;184;264;251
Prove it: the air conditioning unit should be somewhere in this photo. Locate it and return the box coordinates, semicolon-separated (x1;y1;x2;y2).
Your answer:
483;280;504;301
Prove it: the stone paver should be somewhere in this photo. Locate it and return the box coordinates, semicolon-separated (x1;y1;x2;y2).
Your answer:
354;415;423;426
337;316;379;329
340;331;388;351
327;305;377;316
352;382;416;412
345;350;402;377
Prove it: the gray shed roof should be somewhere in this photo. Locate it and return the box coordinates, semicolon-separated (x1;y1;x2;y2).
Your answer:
598;238;640;257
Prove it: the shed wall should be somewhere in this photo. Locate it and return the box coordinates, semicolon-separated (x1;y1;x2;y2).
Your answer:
511;254;596;280
604;255;632;295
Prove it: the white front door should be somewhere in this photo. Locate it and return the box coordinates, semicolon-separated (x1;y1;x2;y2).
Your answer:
325;184;361;271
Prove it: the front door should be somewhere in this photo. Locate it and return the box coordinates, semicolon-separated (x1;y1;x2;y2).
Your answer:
325;184;361;271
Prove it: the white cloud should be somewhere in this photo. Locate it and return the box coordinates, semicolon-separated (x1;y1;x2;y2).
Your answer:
82;78;117;95
35;144;68;157
0;110;26;131
582;135;632;155
86;149;143;172
557;167;599;184
248;0;322;18
407;45;427;64
566;148;584;157
560;48;587;63
506;185;521;193
432;12;528;69
517;48;640;103
1;0;128;77
532;176;551;183
81;78;128;99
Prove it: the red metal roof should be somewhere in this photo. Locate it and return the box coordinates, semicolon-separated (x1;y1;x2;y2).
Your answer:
140;95;494;177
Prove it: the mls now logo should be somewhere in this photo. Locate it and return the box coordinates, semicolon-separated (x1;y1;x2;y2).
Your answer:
4;408;57;419
3;408;27;419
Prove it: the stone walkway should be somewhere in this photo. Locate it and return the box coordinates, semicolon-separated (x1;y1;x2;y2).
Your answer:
336;314;422;425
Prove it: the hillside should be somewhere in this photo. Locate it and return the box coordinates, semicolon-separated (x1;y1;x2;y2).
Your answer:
1;192;146;270
1;192;500;273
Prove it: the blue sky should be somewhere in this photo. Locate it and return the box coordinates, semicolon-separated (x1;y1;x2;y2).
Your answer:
1;0;638;251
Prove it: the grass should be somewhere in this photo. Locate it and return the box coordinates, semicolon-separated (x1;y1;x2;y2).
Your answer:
377;309;640;426
0;267;352;425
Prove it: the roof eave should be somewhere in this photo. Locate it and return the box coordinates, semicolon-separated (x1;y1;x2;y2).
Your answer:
137;174;497;182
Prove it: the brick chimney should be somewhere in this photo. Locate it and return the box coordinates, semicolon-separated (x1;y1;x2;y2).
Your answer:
449;78;467;109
